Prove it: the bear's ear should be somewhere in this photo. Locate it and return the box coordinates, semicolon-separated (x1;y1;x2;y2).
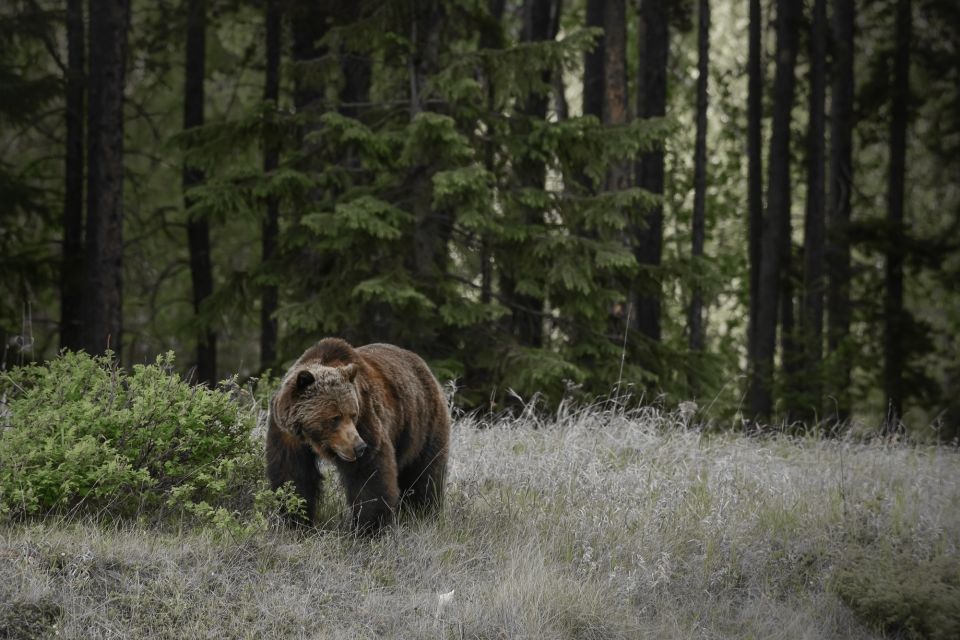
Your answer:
340;363;358;382
295;370;315;392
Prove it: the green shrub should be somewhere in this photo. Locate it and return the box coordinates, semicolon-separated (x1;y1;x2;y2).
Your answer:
0;351;268;527
833;545;960;640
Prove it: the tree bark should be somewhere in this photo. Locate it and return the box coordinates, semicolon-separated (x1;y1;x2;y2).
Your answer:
183;0;215;385
746;0;763;371
827;0;855;424
500;0;558;349
688;0;709;391
60;0;84;351
633;0;668;348
884;0;911;430
84;0;129;358
480;0;505;307
747;0;800;422
801;0;827;421
583;0;605;120
260;0;281;372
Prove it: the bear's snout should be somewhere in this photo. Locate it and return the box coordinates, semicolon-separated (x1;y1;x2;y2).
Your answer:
322;421;368;463
354;441;368;459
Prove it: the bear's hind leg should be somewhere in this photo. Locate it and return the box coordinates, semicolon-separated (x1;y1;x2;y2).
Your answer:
398;441;448;514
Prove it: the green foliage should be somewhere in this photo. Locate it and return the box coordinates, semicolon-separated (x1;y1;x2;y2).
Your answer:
0;351;266;527
834;545;960;639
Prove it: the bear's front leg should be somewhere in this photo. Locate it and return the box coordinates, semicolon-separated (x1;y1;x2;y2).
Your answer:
266;420;322;528
336;446;399;534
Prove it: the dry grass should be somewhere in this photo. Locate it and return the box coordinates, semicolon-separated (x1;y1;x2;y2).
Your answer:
2;405;959;639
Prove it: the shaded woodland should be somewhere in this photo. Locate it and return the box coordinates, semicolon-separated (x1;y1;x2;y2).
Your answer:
1;0;958;434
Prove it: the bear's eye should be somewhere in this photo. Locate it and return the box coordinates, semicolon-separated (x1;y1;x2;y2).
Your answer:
328;416;342;429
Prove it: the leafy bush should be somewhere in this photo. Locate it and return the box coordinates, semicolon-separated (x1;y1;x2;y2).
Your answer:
833;545;960;640
0;351;273;528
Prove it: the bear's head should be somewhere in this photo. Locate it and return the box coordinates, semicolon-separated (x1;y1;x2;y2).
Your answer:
271;363;367;462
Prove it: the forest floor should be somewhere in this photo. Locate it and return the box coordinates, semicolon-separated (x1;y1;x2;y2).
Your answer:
2;405;959;639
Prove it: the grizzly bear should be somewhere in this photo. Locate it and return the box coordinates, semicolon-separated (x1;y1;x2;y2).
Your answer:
266;338;450;532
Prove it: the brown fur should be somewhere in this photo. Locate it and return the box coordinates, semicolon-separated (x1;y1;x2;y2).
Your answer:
266;338;451;533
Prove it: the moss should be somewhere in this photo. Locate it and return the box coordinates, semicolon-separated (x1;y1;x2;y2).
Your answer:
834;546;960;640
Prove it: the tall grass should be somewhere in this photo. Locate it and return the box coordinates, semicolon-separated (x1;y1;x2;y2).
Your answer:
2;404;958;639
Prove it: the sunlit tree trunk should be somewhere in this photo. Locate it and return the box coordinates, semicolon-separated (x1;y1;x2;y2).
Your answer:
746;0;763;382
688;0;709;393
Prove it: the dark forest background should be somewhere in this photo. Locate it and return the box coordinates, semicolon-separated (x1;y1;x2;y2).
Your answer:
1;0;957;436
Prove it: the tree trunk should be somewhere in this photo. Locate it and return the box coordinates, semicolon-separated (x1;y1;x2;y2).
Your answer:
801;0;827;422
500;0;557;348
633;0;668;349
60;0;84;351
260;0;281;372
84;0;129;358
780;236;799;422
746;0;763;370
827;0;855;424
688;0;709;392
583;0;605;120
747;0;800;422
884;0;911;430
290;2;328;113
409;3;449;356
183;0;215;385
480;0;505;307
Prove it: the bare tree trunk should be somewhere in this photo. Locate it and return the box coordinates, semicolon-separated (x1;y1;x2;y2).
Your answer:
633;0;668;350
688;0;709;392
747;0;800;422
84;0;129;358
884;0;911;430
183;0;215;385
780;238;799;422
480;0;505;307
746;0;763;371
583;0;605;120
801;0;827;422
827;0;855;424
60;0;84;351
260;0;281;372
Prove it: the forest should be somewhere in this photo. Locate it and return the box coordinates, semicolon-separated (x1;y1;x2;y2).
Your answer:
1;0;958;436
